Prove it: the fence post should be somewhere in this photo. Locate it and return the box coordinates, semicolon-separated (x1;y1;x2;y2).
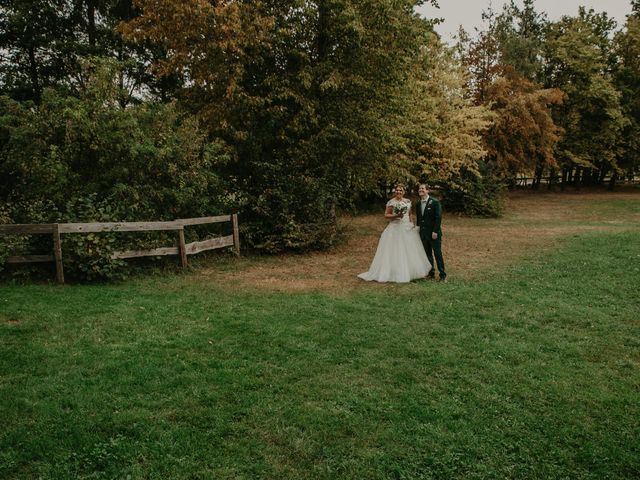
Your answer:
177;227;188;268
52;223;64;284
232;214;240;256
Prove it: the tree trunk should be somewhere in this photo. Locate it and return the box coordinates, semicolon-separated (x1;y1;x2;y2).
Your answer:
316;3;329;62
608;172;617;191
27;41;41;104
533;163;544;190
574;167;582;190
560;168;568;191
87;0;97;49
315;2;330;178
547;168;556;190
159;76;170;103
598;164;608;184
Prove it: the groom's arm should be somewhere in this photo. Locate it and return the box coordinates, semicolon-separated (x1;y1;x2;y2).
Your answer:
433;200;442;236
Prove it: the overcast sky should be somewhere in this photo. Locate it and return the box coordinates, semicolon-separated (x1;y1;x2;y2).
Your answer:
416;0;634;43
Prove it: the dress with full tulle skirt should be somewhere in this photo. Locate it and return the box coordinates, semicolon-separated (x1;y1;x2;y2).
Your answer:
358;199;431;283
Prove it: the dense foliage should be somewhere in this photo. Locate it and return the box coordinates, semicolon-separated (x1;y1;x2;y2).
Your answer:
614;2;640;185
458;0;640;189
122;0;475;250
543;9;627;187
0;60;228;279
1;1;639;276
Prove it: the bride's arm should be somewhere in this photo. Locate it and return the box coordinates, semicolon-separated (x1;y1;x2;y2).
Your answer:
385;206;401;219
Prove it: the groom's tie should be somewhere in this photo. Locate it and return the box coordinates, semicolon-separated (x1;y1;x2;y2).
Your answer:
421;200;427;215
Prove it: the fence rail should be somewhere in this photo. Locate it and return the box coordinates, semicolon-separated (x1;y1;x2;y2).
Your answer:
1;215;240;284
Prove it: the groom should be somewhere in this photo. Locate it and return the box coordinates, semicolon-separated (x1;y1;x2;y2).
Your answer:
416;184;447;282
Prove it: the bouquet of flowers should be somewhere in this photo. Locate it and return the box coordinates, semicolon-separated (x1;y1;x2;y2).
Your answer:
393;203;408;216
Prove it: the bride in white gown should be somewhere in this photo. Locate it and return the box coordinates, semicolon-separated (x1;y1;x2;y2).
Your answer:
358;185;431;283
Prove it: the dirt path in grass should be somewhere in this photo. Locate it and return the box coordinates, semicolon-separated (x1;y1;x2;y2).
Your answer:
195;189;640;293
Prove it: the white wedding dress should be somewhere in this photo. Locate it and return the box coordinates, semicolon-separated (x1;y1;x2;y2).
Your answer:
358;198;431;283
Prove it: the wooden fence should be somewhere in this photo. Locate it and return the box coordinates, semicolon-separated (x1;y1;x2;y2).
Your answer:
0;215;240;284
514;175;639;187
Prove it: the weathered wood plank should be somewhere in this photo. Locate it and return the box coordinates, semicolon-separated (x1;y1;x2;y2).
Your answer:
178;228;188;268
111;236;234;259
232;214;240;256
110;246;178;260
6;255;55;264
0;224;55;235
58;221;183;233
184;235;234;255
178;215;231;226
52;224;64;285
1;216;232;236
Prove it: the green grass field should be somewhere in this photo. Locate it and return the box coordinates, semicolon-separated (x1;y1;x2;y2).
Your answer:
1;197;639;479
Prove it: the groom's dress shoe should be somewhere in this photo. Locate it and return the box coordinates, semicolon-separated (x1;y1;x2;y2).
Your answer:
438;276;447;283
426;273;435;280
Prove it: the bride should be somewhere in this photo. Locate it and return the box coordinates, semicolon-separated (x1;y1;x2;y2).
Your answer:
358;184;431;283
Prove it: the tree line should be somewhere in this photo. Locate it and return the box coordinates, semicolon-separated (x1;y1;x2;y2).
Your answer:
459;0;640;191
1;1;639;278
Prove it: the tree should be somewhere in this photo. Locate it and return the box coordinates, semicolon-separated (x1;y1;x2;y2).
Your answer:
403;36;498;215
457;2;563;189
484;69;564;187
494;0;547;83
613;6;640;185
543;8;627;188
457;7;503;104
122;0;441;252
398;35;492;187
0;1;179;105
0;0;71;102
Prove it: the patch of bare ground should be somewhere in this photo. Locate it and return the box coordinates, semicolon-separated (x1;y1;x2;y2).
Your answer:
194;188;640;294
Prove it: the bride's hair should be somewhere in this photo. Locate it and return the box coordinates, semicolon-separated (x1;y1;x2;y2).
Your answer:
394;184;405;192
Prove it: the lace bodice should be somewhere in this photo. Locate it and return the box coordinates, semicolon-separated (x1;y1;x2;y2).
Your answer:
386;198;412;224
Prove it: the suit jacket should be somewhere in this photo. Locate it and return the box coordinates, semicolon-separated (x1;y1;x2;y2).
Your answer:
415;196;442;239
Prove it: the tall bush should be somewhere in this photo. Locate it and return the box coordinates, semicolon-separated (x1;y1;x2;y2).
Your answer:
0;60;230;279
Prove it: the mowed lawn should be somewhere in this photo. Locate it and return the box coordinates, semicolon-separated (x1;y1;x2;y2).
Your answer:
1;192;639;479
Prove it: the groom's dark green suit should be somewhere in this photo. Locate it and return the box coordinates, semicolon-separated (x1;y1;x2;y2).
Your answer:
415;196;446;279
